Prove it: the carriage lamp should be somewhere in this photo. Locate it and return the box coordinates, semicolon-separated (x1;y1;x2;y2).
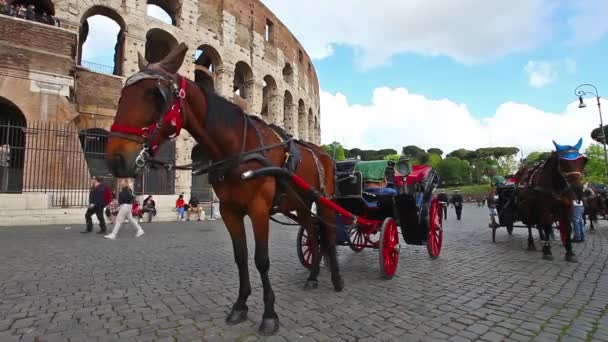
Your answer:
578;96;587;109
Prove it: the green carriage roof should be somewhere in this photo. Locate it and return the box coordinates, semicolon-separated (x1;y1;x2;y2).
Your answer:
353;160;391;182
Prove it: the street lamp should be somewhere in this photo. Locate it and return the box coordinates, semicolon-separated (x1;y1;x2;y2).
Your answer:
574;83;608;176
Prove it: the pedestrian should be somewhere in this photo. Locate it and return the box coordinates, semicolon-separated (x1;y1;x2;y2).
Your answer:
104;179;145;240
437;191;448;220
82;177;107;234
139;195;157;223
450;189;464;220
175;194;186;221
187;195;202;221
25;4;34;20
571;199;585;242
487;188;499;228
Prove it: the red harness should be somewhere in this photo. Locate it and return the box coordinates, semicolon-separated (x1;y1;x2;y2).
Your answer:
110;75;187;152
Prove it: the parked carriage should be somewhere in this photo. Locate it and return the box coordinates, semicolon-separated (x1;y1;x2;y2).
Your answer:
295;158;443;278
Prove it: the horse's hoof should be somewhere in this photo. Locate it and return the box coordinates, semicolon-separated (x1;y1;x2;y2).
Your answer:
258;317;280;336
303;279;318;290
332;277;344;292
566;254;578;263
225;308;248;325
542;254;554;261
527;245;536;251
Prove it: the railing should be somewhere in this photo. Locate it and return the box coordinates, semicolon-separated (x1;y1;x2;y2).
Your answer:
80;60;115;76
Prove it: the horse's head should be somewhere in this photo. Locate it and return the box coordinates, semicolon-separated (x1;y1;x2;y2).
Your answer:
106;43;190;177
553;138;588;199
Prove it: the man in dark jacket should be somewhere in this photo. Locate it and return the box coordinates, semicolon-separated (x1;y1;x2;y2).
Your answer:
450;190;464;220
82;177;107;234
437;191;449;220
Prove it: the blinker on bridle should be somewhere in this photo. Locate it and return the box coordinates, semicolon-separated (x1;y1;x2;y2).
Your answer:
110;69;187;169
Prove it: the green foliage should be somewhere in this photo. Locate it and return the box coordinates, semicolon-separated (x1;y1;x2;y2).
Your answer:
427;153;442;169
524;151;551;166
437;157;471;185
584;144;608;183
402;145;425;157
446;148;477;162
427;148;443;156
346;148;396;161
439;184;490;196
322;142;346;161
383;154;401;162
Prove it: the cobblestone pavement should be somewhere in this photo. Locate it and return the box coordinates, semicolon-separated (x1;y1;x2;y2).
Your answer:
0;204;607;342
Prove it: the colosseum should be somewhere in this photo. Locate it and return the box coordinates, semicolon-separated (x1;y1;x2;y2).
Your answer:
0;0;321;224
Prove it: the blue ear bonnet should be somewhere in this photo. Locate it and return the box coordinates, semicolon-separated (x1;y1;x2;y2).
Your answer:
553;138;583;160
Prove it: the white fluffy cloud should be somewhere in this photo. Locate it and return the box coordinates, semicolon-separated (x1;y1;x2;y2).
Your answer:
261;0;555;67
524;59;576;88
320;87;604;155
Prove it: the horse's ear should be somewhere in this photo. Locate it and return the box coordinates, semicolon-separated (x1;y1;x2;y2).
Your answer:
552;140;560;151
574;137;583;151
138;52;148;71
160;43;189;74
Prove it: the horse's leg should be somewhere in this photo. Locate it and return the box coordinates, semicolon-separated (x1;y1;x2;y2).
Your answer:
250;204;280;335
221;205;251;325
541;223;553;260
297;207;321;290
318;205;344;292
561;205;578;263
527;225;536;251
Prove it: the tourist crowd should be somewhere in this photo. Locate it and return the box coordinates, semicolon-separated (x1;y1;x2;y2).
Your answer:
0;1;60;26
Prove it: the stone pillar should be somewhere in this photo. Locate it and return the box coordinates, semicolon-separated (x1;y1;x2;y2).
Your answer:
284;102;296;135
215;65;234;99
244;79;257;115
298;106;308;141
123;35;146;76
269;94;282;126
174;133;195;196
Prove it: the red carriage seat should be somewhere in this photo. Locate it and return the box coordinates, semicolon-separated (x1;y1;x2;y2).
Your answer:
406;165;432;185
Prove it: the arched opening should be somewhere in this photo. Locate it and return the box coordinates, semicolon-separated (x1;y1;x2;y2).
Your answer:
191;144;212;202
194;44;221;91
78;128;110;178
261;75;279;124
134;141;175;195
283;91;295;135
282;63;294;85
79;6;126;76
308;108;314;143
145;28;178;63
233;61;253;99
298;100;307;141
8;0;55;15
146;0;179;26
0;97;27;193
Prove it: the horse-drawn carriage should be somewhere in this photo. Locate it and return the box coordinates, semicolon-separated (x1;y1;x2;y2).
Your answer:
492;177;518;242
296;158;443;278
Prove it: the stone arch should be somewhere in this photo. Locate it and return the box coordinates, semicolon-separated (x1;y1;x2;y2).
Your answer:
283;91;295;135
233;61;254;99
190;144;212;201
298;99;307;141
145;28;178;63
146;0;180;26
8;0;54;15
78;128;110;178
78;5;126;76
194;44;222;91
261;75;280;124
0;97;27;193
282;63;294;85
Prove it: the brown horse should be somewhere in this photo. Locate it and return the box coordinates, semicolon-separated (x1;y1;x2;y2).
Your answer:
583;187;605;230
105;43;343;335
514;139;587;262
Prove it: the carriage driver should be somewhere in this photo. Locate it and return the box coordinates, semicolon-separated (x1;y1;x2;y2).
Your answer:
487;162;505;228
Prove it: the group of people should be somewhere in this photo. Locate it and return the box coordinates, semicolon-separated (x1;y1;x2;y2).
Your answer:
437;190;464;220
0;1;60;26
175;194;204;221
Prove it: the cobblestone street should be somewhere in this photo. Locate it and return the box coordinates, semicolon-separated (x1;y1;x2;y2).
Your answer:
1;204;607;341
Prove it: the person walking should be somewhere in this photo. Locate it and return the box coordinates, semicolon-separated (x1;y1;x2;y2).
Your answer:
82;177;107;234
450;190;464;220
571;199;585;242
437;191;448;220
104;179;144;240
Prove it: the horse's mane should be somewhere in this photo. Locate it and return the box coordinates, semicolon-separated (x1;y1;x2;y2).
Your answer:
194;82;265;131
540;152;568;191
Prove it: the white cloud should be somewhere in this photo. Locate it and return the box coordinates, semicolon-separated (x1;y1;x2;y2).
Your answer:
261;0;556;67
321;87;603;155
81;15;120;65
567;0;608;45
524;59;576;88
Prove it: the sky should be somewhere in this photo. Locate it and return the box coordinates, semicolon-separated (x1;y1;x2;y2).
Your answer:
82;1;608;157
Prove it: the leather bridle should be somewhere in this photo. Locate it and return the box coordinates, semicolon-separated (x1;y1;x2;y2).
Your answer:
110;69;187;169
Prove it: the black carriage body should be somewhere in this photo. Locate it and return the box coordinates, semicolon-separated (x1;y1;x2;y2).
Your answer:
496;183;517;226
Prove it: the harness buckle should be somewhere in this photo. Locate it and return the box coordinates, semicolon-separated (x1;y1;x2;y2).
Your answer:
178;89;186;99
141;127;150;138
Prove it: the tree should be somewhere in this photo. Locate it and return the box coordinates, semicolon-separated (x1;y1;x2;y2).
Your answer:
584;144;608;183
427;153;442;169
437;157;471;185
322;142;346;161
402;145;425;157
446;148;477;162
427;148;443;156
523;151;551;166
383;154;401;162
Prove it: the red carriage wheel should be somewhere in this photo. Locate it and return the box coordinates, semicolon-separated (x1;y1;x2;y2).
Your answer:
379;217;400;279
349;228;365;252
297;225;316;270
427;197;443;259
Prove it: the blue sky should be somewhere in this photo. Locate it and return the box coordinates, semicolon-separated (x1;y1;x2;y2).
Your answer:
84;1;608;155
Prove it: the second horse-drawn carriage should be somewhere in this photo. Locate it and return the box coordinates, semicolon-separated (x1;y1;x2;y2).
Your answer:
296;157;443;278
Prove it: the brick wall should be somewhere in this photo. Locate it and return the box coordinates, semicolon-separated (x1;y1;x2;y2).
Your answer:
0;15;77;58
74;68;123;110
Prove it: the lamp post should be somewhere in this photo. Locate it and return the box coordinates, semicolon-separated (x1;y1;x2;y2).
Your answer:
575;83;608;177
